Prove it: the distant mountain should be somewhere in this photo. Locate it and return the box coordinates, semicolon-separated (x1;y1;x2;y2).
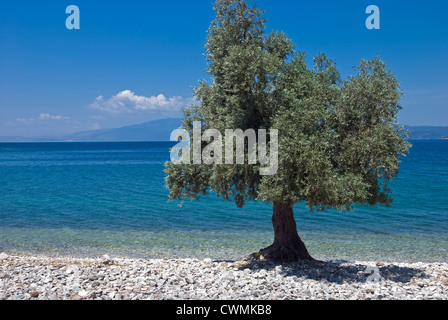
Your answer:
0;118;183;142
404;126;448;140
1;120;447;142
61;118;183;142
0;136;35;142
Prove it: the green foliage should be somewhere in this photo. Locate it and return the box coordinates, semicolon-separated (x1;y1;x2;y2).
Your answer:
165;0;411;211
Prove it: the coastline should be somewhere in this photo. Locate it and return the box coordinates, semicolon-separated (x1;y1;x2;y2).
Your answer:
1;252;447;300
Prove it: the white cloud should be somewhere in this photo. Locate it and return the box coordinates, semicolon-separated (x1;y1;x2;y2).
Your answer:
38;113;70;120
89;90;190;114
16;113;70;124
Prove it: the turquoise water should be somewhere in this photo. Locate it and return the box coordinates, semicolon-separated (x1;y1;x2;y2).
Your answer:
0;141;447;262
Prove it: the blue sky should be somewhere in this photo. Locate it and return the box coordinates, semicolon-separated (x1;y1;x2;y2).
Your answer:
0;1;447;137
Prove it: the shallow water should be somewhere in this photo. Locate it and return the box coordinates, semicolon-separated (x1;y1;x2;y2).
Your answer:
0;141;447;262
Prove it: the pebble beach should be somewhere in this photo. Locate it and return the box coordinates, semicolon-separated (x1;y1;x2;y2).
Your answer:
1;252;447;300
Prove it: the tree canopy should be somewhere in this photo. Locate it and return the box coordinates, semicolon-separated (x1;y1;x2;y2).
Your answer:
165;0;410;213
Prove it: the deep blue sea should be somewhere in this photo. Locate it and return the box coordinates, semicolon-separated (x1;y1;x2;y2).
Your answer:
0;141;447;262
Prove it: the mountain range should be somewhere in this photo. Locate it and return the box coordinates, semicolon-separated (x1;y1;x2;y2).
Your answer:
0;119;447;142
0;118;183;142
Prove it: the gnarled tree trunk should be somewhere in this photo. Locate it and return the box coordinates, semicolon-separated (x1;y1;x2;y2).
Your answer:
259;201;313;262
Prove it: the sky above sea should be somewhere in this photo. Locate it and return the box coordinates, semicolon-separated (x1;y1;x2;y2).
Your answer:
1;0;447;137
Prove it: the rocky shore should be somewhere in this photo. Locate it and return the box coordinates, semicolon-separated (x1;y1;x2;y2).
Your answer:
0;252;447;300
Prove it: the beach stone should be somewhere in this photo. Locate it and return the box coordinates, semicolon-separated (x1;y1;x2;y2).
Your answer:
0;252;9;260
78;290;89;297
1;254;447;300
102;255;114;265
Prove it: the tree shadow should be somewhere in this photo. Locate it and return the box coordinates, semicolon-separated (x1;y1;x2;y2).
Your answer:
233;258;429;284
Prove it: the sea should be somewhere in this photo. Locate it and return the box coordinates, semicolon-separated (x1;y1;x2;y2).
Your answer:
0;141;447;262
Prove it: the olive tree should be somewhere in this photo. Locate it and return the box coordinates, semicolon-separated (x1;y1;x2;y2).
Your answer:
165;0;410;262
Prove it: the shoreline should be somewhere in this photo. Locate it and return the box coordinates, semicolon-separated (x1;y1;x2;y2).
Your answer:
1;252;447;300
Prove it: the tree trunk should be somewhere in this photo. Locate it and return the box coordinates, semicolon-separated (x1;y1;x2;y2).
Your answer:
258;201;314;262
